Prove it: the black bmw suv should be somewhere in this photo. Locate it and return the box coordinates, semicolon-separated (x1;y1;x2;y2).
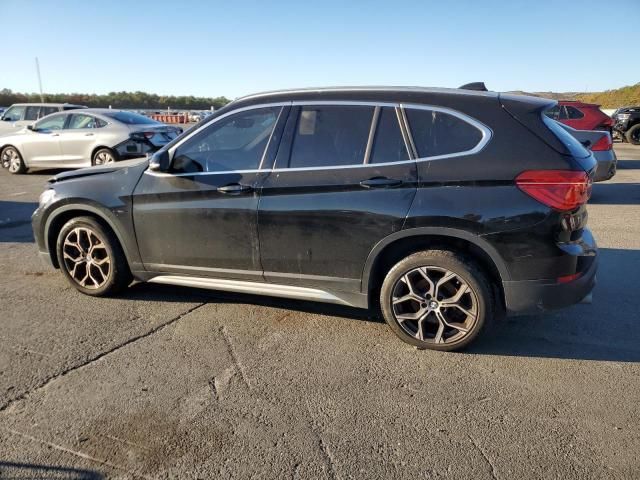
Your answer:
32;86;598;351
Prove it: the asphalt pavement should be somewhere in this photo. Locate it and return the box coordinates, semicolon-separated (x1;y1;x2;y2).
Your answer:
0;145;639;479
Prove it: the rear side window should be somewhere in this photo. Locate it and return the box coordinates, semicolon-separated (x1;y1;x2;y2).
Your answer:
24;106;41;121
370;107;409;164
68;114;98;129
41;106;59;117
289;105;374;168
564;106;584;119
405;108;483;158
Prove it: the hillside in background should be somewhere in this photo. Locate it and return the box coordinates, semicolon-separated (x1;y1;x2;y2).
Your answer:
0;89;231;110
512;83;640;108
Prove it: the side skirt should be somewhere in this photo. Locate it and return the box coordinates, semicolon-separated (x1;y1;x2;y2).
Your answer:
147;275;369;309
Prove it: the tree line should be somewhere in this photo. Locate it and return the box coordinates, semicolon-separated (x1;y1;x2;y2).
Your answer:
0;89;231;110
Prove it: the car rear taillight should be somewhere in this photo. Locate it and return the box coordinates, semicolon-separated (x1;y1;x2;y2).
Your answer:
602;117;614;127
591;135;612;151
516;170;592;211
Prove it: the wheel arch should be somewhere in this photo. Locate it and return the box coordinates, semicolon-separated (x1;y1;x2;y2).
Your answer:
1;144;26;166
362;227;509;309
44;204;133;269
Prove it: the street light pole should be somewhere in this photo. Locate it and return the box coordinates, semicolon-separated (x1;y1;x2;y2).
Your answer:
35;57;44;102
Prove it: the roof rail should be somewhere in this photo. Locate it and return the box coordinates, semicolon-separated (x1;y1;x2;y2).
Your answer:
459;82;488;91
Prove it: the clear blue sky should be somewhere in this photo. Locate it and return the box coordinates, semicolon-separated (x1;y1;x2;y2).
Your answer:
1;0;638;98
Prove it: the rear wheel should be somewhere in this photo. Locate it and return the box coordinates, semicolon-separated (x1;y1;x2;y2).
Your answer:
56;216;132;296
2;146;26;174
625;124;640;145
380;250;493;351
92;148;117;166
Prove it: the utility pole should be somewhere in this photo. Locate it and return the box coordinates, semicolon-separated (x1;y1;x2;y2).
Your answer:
35;57;44;102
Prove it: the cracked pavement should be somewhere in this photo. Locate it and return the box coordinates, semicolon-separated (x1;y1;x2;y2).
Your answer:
1;145;639;479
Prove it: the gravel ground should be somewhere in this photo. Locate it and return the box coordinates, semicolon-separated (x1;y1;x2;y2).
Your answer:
0;144;639;479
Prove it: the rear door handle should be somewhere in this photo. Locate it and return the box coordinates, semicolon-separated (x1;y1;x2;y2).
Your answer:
359;177;403;189
217;183;253;194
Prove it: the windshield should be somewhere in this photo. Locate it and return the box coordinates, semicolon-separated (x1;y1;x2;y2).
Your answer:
103;111;158;125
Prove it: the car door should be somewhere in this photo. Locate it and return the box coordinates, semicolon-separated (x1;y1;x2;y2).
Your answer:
132;105;288;279
58;113;101;166
258;103;418;294
20;113;66;165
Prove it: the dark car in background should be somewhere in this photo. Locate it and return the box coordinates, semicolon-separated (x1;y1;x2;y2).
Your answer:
545;100;613;132
31;86;597;351
612;106;640;145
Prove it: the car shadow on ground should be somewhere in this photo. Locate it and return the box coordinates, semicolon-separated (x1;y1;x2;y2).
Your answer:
0;461;103;479
589;182;640;205
0;200;38;243
122;248;640;363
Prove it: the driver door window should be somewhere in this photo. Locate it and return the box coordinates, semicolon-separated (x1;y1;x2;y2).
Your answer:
2;106;25;122
172;107;281;173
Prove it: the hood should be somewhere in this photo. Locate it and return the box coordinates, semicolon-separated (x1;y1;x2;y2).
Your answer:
49;156;149;183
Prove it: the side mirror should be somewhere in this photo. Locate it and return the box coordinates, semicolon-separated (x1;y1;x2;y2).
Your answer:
149;150;171;172
27;125;34;131
2;117;10;121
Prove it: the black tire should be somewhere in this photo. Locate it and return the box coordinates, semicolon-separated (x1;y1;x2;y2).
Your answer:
625;124;640;145
380;250;493;352
55;216;132;296
92;148;118;166
2;146;27;174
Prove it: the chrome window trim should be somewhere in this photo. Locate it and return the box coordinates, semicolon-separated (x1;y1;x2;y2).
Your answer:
144;100;492;177
400;103;493;161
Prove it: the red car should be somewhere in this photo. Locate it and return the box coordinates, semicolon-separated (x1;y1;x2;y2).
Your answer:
545;100;613;131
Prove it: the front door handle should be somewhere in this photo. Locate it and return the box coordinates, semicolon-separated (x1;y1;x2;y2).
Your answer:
217;183;253;194
359;177;403;189
84;133;94;136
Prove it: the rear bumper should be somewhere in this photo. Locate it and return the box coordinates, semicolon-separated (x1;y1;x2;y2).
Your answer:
502;229;597;316
593;150;617;182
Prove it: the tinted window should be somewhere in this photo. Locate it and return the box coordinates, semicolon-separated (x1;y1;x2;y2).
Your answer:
68;114;98;129
289;105;373;168
370;107;409;164
103;111;158;125
35;114;67;131
565;106;584;119
173;107;280;173
545;105;561;120
41;106;59;117
24;106;41;121
406;108;483;157
2;105;25;121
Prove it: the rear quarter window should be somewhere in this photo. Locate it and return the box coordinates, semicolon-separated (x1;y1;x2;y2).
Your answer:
405;108;484;158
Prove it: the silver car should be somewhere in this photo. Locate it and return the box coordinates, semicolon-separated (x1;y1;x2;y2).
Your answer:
0;109;182;174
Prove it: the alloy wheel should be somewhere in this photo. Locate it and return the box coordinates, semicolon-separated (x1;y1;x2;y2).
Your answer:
3;148;22;173
62;227;111;289
391;266;478;345
94;151;115;165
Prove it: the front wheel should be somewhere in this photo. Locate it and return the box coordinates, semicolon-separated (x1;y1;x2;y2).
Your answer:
625;124;640;145
2;146;27;174
56;216;132;296
380;250;493;351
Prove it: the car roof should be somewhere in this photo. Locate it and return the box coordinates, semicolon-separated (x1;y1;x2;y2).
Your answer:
10;103;86;108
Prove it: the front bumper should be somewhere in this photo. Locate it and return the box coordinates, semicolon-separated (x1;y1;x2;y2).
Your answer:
502;229;597;316
31;205;56;269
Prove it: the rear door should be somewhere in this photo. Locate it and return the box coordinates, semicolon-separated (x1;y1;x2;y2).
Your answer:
258;103;418;293
58;113;102;165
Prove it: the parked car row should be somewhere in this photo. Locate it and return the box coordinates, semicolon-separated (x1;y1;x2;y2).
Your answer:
0;108;182;173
